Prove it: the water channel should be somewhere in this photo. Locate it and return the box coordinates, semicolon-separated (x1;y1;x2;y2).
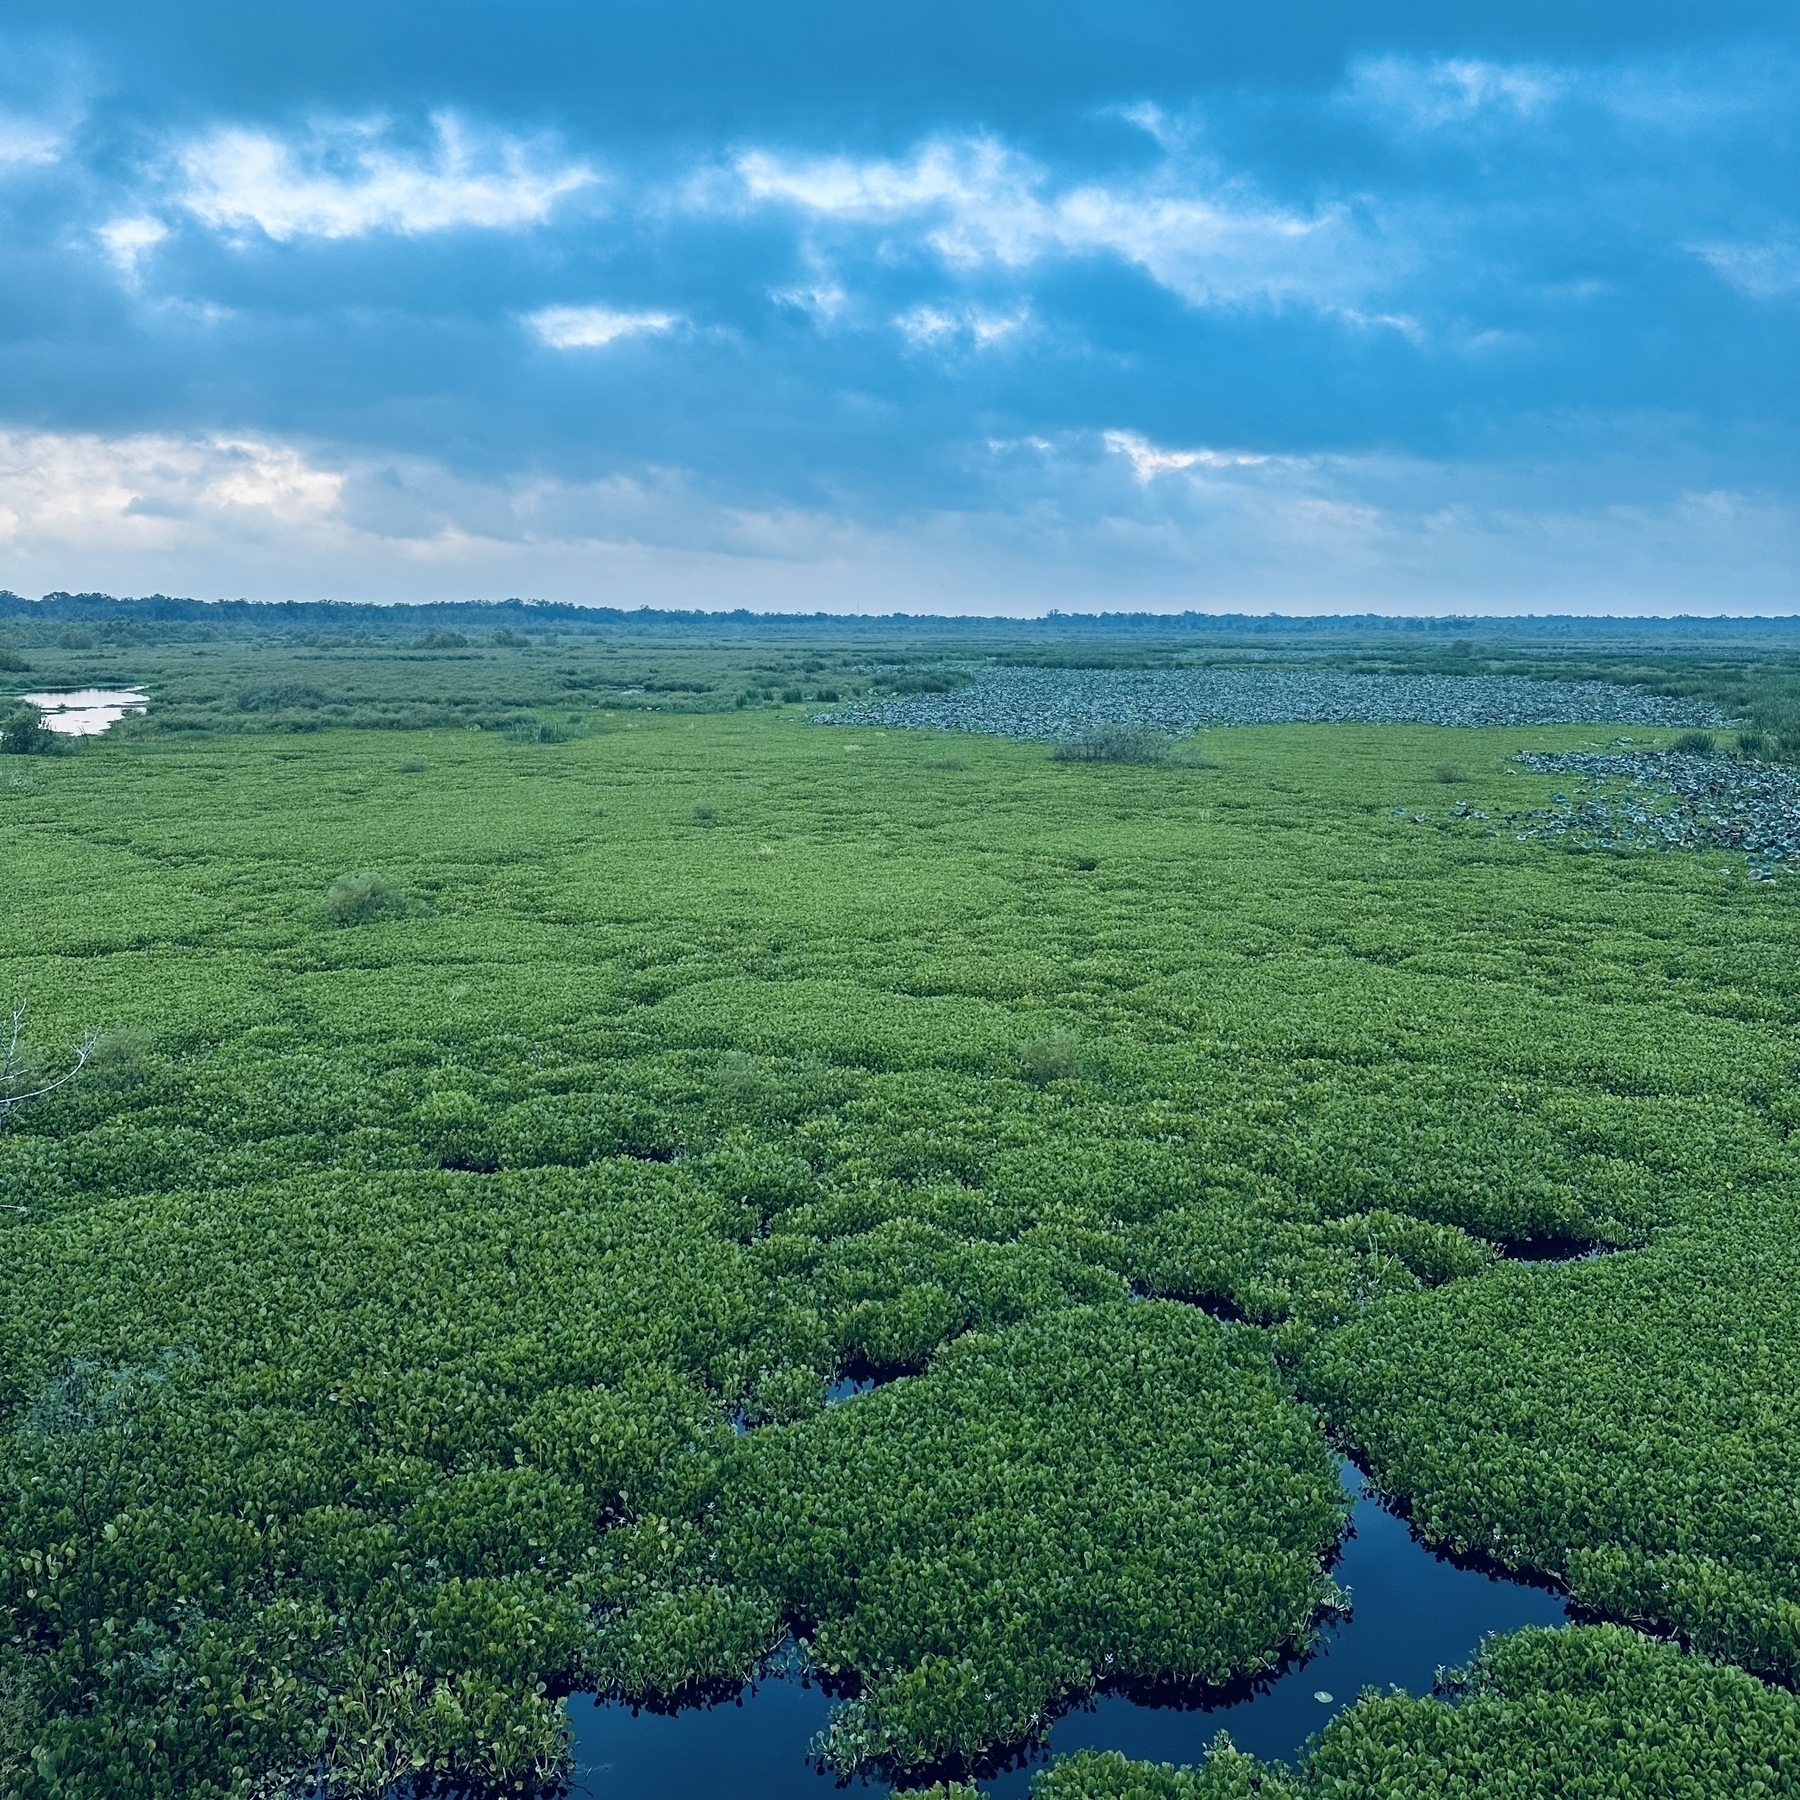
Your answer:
565;1459;1569;1797
20;689;149;734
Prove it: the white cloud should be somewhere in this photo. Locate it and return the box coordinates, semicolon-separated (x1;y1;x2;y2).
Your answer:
1688;238;1800;300
527;305;681;348
97;215;169;279
0;425;1791;617
734;136;1362;310
0;429;343;558
0;109;65;169
173;112;597;242
895;302;1031;349
1102;430;1272;481
1341;56;1569;131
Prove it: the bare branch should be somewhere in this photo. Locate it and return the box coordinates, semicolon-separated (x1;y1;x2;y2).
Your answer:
0;1006;101;1120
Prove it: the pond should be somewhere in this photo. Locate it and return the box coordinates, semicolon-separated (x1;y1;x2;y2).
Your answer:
565;1460;1570;1796
20;689;149;734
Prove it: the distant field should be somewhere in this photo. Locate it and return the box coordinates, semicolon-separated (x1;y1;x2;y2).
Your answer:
5;619;1800;1798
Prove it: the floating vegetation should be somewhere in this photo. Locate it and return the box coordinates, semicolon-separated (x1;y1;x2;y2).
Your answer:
1512;748;1800;877
819;668;1734;739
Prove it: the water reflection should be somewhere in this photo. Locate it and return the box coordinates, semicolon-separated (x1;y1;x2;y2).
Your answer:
21;689;149;734
566;1461;1569;1796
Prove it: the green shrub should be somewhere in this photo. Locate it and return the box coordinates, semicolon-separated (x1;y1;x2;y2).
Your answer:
1736;729;1768;758
489;629;529;647
323;869;401;925
0;706;56;756
0;648;27;673
693;801;717;824
1433;763;1465;783
415;630;469;650
1052;727;1170;765
502;718;564;743
1672;729;1714;755
1019;1029;1089;1084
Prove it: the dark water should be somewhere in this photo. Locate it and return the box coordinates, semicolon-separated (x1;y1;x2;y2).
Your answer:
565;1461;1569;1796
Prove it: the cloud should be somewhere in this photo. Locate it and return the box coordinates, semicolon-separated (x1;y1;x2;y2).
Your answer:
172;112;598;242
1102;430;1271;480
0;109;65;170
0;429;342;564
96;215;169;278
1341;56;1567;132
527;306;681;348
1688;237;1800;300
1;424;1790;617
733;136;1362;310
895;302;1032;350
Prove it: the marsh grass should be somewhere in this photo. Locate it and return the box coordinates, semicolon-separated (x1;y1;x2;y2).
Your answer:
1051;726;1172;765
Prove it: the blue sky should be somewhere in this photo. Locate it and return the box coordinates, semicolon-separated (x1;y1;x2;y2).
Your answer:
0;1;1795;614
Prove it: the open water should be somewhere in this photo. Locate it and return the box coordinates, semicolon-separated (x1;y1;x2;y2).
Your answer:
565;1460;1569;1796
20;689;148;733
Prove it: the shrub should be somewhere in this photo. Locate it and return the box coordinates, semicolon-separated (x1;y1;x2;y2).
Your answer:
489;629;529;647
0;648;27;672
693;801;716;824
324;869;401;925
415;630;469;650
0;706;56;756
1051;727;1171;765
397;758;427;774
1433;763;1466;783
1672;730;1714;755
1736;729;1768;758
502;719;564;743
1019;1029;1089;1084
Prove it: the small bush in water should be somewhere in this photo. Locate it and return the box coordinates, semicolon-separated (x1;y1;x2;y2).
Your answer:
1672;730;1715;755
324;870;400;925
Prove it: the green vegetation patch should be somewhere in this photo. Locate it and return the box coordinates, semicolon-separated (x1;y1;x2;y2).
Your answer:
4;648;1800;1796
724;1303;1347;1776
1034;1625;1800;1798
1303;1213;1800;1682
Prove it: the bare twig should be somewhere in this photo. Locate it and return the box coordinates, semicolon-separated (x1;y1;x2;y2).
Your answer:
0;1004;100;1120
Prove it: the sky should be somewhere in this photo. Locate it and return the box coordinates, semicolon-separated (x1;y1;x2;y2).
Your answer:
0;1;1795;616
